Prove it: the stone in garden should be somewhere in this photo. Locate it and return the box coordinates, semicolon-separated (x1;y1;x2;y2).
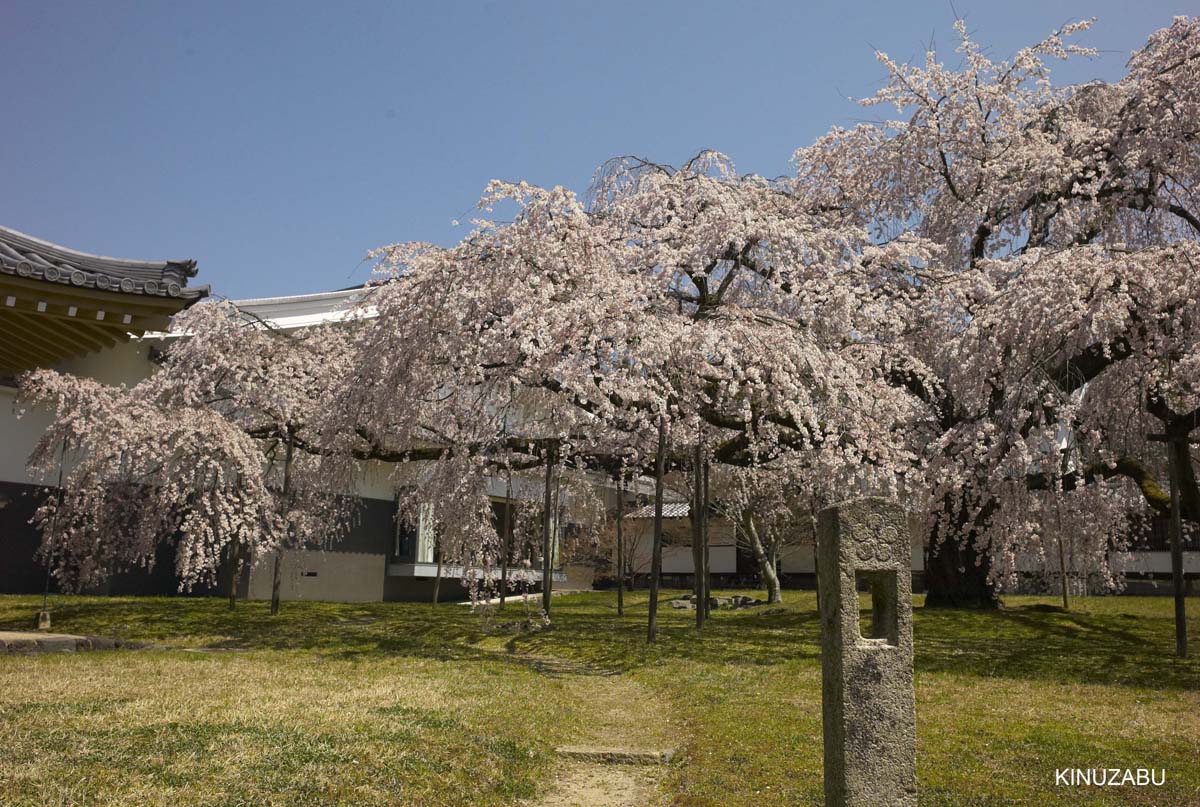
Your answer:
817;497;917;807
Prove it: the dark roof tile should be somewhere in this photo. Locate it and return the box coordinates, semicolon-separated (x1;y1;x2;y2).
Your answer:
0;225;207;301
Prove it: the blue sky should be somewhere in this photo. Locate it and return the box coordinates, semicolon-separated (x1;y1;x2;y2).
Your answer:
2;1;1191;299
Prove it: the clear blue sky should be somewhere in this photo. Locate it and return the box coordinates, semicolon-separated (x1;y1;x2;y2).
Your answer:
2;1;1191;299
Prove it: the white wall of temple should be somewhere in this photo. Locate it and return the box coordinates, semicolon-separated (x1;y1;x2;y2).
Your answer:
0;339;155;486
1;385;55;485
410;498;563;565
623;519;739;575
0;339;422;506
355;463;552;507
1012;548;1200;576
1117;550;1200;575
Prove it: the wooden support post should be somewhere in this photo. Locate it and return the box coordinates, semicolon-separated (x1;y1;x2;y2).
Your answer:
1168;439;1189;659
616;473;625;617
648;416;667;643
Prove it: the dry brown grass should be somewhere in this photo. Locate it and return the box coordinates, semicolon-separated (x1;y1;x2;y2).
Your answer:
1;592;1197;806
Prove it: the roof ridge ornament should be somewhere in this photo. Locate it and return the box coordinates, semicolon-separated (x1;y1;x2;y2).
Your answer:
0;225;204;300
0;224;209;374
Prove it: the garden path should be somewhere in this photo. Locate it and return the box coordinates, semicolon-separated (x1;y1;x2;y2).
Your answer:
484;646;677;807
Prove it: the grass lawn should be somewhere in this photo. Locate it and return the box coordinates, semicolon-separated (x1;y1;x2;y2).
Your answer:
0;590;1197;806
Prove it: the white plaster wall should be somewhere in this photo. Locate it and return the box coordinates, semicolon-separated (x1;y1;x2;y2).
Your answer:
0;340;156;486
661;544;737;574
0;337;395;503
1118;550;1200;575
624;520;738;575
1014;549;1200;575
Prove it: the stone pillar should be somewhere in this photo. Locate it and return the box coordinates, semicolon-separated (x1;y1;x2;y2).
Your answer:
818;497;916;807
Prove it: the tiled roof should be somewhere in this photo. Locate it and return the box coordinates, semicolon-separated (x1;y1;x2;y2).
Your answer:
626;501;691;519
0;225;209;374
0;225;207;301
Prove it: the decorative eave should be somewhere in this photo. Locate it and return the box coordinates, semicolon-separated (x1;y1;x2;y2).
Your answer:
0;225;209;375
0;225;206;301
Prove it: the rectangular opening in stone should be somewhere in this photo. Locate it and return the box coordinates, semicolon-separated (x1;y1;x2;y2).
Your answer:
855;569;899;645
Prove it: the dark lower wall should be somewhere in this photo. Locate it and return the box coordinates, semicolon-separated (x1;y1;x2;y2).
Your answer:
0;480;56;594
382;576;551;603
1;479;221;597
335;496;399;555
383;576;471;603
0;482;399;598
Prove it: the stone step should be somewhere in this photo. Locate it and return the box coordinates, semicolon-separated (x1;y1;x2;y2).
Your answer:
0;631;144;654
554;745;675;765
0;631;82;653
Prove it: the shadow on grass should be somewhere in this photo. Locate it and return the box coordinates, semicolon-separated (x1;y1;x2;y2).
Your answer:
914;600;1200;691
0;595;492;663
2;591;1196;691
521;591;1199;691
509;592;822;673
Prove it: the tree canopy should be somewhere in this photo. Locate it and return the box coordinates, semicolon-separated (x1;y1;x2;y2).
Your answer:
21;15;1200;610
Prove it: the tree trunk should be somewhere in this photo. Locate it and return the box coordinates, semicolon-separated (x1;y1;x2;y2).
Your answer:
811;507;821;616
227;538;239;610
432;549;443;605
769;546;780;602
40;441;69;625
1168;438;1189;658
692;445;704;630
1056;532;1070;610
269;552;283;614
500;473;512;608
924;529;998;608
541;447;556;616
741;510;782;604
1056;449;1070;610
616;474;625;617
647;416;667;643
270;431;295;617
702;458;711;619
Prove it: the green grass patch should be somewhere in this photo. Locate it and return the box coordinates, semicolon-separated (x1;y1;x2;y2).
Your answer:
0;591;1197;806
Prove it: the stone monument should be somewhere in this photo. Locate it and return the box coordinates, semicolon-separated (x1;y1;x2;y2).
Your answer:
818;497;916;807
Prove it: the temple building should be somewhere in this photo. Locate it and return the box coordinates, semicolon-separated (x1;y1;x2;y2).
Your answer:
0;227;564;600
0;225;209;593
1;223;1190;602
205;288;565;602
0;225;208;378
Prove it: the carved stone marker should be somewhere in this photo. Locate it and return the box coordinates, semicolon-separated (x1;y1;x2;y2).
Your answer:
818;497;916;807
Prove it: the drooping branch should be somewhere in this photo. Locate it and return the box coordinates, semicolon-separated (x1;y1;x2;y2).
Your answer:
1023;456;1200;521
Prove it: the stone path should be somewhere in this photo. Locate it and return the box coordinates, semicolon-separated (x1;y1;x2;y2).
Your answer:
0;631;136;653
2;634;100;653
484;647;676;807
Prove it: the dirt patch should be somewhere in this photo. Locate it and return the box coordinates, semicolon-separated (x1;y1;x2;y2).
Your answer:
535;761;662;807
